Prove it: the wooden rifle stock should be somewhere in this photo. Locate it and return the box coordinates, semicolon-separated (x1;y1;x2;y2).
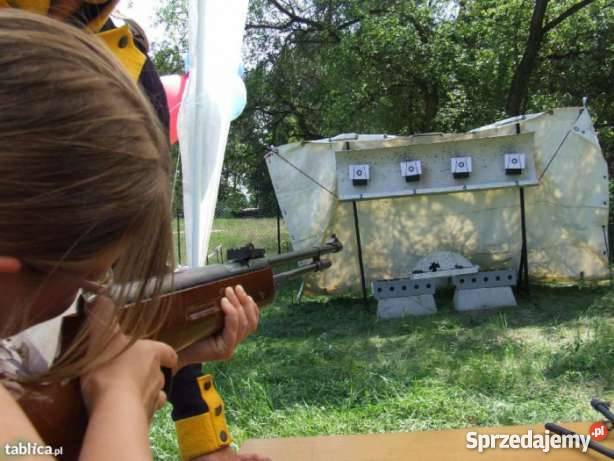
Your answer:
18;237;342;460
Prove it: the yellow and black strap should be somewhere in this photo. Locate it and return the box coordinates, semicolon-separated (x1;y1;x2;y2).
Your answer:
170;365;233;460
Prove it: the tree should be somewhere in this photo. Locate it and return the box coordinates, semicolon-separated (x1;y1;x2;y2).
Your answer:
152;0;188;75
506;0;598;116
151;0;614;212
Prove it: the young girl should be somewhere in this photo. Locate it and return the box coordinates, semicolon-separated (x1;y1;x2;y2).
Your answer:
0;9;261;460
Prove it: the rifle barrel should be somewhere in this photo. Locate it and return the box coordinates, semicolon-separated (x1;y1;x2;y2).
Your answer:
267;237;342;267
545;423;614;459
128;237;342;301
273;259;332;284
591;399;614;424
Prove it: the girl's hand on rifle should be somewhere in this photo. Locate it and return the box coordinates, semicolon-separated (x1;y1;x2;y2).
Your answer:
177;285;260;367
80;296;178;419
78;296;178;461
80;336;178;419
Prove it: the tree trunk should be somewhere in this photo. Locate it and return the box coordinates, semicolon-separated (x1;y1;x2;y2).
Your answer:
505;0;549;116
420;81;439;132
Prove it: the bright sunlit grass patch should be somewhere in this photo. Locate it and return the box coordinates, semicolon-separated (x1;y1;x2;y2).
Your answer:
151;281;614;460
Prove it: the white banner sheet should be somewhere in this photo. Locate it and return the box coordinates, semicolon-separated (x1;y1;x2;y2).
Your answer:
179;0;249;267
267;108;609;293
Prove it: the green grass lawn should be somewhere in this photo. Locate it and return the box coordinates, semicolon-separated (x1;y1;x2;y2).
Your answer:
150;280;614;460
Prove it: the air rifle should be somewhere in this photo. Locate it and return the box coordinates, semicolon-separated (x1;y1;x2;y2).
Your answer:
19;236;342;460
545;398;614;459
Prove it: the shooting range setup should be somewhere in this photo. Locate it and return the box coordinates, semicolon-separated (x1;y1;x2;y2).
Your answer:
266;107;609;318
338;131;535;317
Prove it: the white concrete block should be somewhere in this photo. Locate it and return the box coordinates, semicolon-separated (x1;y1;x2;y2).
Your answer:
377;295;437;319
453;286;517;312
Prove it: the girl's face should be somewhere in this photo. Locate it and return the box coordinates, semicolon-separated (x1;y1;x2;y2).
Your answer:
0;243;124;338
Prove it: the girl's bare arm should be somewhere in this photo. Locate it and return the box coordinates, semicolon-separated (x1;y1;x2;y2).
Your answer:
0;384;55;461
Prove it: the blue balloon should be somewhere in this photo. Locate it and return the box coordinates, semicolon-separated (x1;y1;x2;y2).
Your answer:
183;52;191;73
229;74;247;120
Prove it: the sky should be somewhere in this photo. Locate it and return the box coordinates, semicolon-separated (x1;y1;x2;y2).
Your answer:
116;0;165;45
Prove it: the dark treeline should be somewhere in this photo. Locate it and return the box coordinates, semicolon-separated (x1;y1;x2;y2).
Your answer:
154;0;613;216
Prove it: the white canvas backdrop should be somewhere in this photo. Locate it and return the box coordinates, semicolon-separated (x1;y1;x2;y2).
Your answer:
266;107;609;294
179;0;249;267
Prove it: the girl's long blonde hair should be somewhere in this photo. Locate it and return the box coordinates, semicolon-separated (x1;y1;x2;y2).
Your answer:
0;9;174;382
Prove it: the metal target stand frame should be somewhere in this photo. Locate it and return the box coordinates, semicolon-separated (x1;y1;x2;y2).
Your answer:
339;130;540;305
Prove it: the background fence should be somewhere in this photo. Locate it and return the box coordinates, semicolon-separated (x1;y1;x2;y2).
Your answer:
173;208;291;266
609;222;614;265
173;203;614;268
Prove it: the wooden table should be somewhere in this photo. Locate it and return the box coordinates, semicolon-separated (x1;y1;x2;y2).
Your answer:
241;422;613;460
